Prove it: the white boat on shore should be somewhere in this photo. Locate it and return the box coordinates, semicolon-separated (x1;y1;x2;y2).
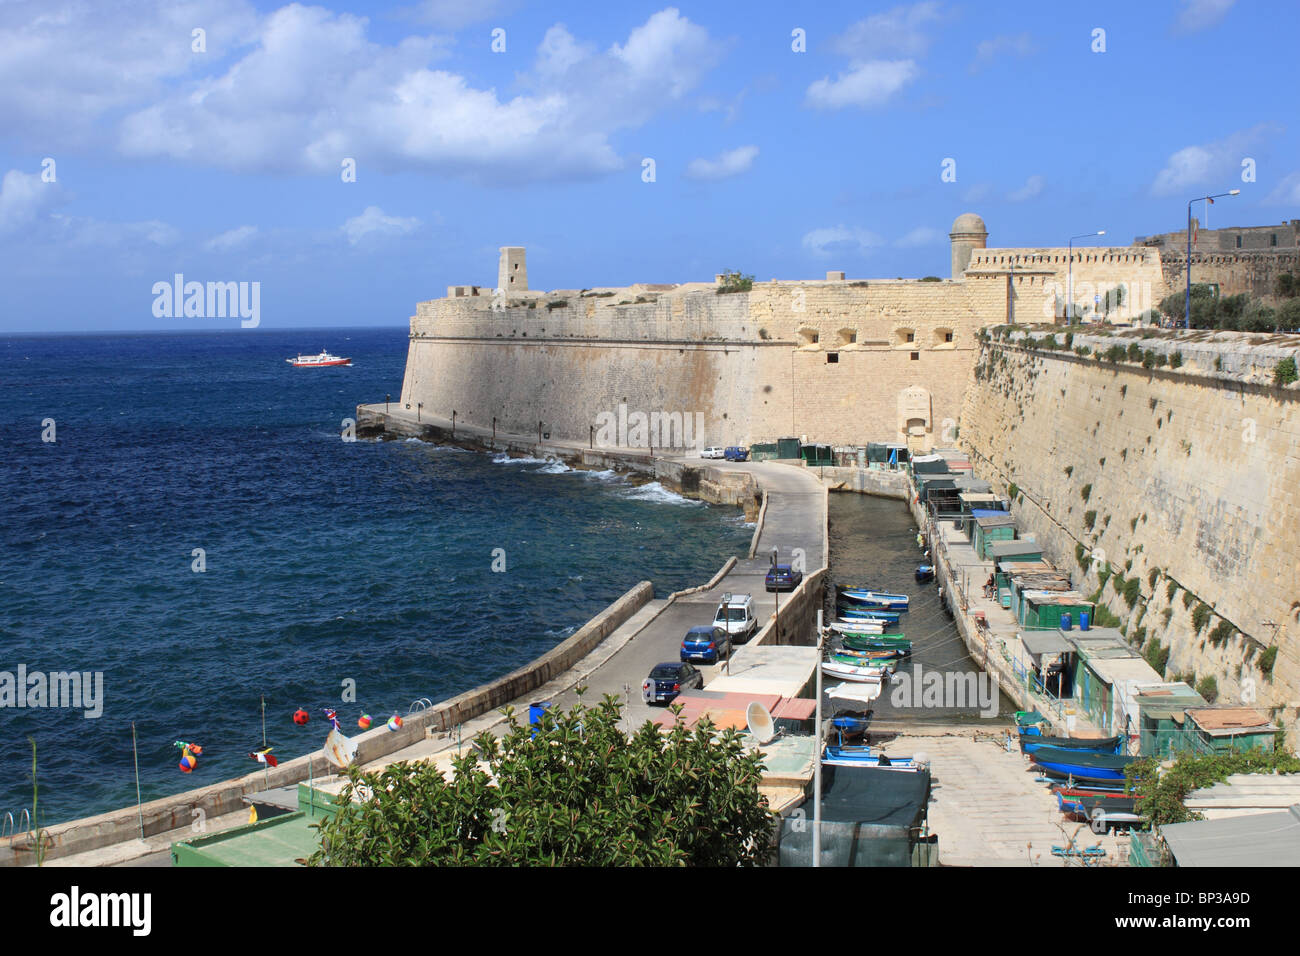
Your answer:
820;659;888;684
830;619;887;634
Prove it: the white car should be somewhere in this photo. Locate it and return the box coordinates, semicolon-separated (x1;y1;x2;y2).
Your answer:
713;594;757;642
701;446;725;459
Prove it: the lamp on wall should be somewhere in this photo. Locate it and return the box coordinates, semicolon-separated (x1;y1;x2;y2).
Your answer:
1185;191;1240;329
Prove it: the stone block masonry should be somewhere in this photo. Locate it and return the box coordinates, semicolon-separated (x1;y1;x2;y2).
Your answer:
959;332;1300;742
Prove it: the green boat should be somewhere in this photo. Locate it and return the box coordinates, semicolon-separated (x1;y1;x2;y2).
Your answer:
842;634;910;651
829;653;897;672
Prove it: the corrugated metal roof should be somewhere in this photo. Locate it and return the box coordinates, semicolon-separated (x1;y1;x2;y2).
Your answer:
989;540;1043;558
1087;655;1160;685
1020;630;1073;655
1161;806;1300;866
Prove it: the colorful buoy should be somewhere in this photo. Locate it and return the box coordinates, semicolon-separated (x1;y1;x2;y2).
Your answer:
358;713;372;730
293;708;310;725
386;714;402;732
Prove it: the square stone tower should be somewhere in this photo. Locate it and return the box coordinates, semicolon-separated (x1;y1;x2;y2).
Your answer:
497;246;527;293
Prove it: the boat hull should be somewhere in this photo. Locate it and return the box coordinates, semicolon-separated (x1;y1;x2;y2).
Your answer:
1031;746;1135;782
1019;732;1122;756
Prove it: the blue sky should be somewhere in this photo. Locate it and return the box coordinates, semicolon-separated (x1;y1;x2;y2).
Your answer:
0;0;1296;332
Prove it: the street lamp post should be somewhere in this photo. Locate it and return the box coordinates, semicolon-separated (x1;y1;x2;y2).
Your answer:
721;592;731;675
1186;190;1240;329
1067;231;1106;323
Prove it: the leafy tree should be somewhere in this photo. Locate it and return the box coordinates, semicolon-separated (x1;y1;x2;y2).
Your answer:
1275;272;1296;298
308;695;776;866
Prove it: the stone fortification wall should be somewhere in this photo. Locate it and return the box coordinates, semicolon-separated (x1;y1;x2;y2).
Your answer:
959;331;1300;740
965;247;1167;322
1159;250;1300;302
400;278;996;450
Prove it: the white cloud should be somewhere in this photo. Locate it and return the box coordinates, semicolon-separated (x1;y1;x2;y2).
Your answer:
806;60;917;110
343;206;420;246
54;215;180;248
685;145;758;181
970;33;1036;72
0;0;260;145
802;225;882;258
1007;174;1045;202
14;4;720;184
1151;124;1279;195
962;182;993;203
895;226;942;247
831;3;945;58
0;169;57;236
205;225;258;251
1174;0;1236;33
1264;171;1300;205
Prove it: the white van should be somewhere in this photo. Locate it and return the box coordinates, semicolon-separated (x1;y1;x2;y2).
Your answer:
713;593;757;642
701;447;725;459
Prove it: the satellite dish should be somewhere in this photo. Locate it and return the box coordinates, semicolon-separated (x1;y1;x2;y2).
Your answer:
746;701;776;744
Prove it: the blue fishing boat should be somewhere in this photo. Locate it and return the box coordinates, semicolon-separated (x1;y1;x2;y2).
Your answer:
823;744;921;770
1019;732;1123;756
838;587;910;609
838;606;903;622
1031;747;1135;783
915;564;934;583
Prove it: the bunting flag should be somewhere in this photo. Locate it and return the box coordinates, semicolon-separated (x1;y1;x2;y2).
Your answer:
248;748;278;768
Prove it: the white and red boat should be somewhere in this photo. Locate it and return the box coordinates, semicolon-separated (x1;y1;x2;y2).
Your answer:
286;350;351;367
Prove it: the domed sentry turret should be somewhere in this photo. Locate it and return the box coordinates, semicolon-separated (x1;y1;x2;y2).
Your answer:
949;213;988;280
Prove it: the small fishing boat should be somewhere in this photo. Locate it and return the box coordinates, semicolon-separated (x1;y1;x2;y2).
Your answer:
838;606;903;622
1031;747;1136;783
821;659;888;683
833;645;905;662
829;652;897;673
838;587;910;609
915;564;935;583
286;350;351;367
1053;787;1140;818
1019;731;1123;756
823;744;921;770
828;619;887;635
841;634;910;652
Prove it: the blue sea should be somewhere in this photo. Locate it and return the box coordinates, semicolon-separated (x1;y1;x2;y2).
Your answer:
0;328;753;826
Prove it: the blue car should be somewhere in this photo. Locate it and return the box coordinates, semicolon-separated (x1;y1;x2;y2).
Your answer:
643;662;704;704
765;563;803;592
680;625;731;664
724;446;749;461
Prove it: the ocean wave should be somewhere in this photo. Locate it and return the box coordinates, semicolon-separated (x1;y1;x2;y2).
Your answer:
622;482;702;506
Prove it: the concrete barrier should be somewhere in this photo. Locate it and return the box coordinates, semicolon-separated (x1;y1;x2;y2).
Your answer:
0;580;653;867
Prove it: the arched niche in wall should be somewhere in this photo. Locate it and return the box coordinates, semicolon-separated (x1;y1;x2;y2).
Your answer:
798;326;821;348
894;327;916;349
896;385;932;451
933;327;956;349
838;327;858;347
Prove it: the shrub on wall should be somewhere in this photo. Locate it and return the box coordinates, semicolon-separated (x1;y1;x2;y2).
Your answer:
1080;483;1092;502
1274;357;1298;386
1169;351;1183;369
1195;675;1219;703
716;271;754;294
1083;509;1097;530
1191;602;1212;631
1259;645;1278;678
1122;577;1142;609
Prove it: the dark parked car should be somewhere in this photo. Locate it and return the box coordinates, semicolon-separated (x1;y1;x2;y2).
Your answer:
765;563;803;592
643;662;703;705
680;625;731;664
724;446;749;461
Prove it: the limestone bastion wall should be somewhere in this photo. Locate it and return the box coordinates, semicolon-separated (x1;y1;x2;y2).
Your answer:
959;330;1300;739
399;278;996;450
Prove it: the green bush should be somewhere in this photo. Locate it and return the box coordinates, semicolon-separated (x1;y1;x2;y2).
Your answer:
1122;576;1142;609
1182;591;1195;609
1169;351;1183;369
1083;509;1097;530
1208;620;1235;645
1147;568;1161;589
1274;357;1298;386
1080;483;1092;502
1259;645;1278;677
1191;602;1211;631
1195;675;1219;703
1166;580;1178;601
716;271;754;294
308;696;775;866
